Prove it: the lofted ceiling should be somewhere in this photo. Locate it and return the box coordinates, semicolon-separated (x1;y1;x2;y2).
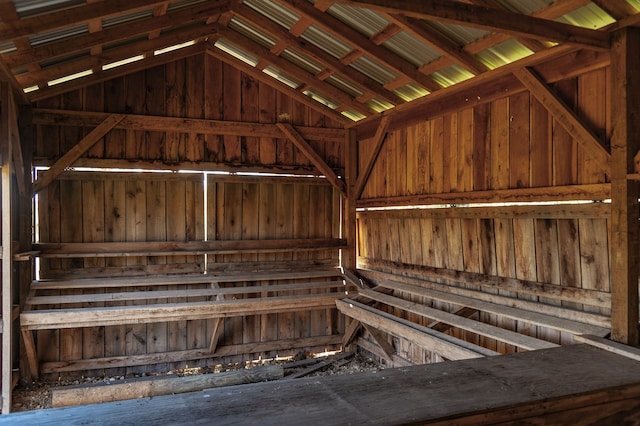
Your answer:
0;0;638;124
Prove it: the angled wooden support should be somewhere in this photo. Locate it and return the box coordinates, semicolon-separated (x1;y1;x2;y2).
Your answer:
341;318;361;348
362;323;395;362
513;67;610;176
209;282;225;354
276;122;346;196
21;329;39;380
33;113;125;194
354;115;391;199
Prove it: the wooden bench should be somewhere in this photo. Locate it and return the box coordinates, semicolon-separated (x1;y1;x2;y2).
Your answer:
337;269;611;363
21;269;348;379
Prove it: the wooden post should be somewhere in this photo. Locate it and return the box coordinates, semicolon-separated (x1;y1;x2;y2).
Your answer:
610;27;640;345
342;128;357;270
1;81;13;413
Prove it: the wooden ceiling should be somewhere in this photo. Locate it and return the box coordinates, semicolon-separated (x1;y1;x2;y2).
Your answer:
0;0;638;124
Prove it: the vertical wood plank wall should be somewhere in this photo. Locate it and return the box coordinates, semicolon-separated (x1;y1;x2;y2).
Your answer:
357;69;611;363
31;54;346;377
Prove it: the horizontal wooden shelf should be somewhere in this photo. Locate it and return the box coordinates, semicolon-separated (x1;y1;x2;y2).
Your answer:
31;238;346;258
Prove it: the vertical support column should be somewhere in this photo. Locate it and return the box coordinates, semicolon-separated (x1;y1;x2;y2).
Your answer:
0;82;13;413
610;27;640;345
342;128;357;271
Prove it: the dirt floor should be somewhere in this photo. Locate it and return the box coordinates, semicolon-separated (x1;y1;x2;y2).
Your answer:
12;352;382;412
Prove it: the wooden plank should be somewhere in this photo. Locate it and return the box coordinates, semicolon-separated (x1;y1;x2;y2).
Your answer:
358;266;610;328
359;289;558;350
357;183;610;208
33;238;347;257
336;299;498;360
574;335;640;362
609;27;640;344
514;67;610;176
40;335;343;373
32;114;125;193
51;365;284;408
1;112;12;410
21;293;347;330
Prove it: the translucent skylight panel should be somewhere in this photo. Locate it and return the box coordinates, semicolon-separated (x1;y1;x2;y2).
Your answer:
556;3;616;29
214;39;259;67
263;66;301;89
366;98;394;113
393;83;429;102
475;39;533;70
325;74;364;98
430;64;474;88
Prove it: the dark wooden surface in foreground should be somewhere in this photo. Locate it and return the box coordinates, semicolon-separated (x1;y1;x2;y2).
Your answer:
4;344;640;425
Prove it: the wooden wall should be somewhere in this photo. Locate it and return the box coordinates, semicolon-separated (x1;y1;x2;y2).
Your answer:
34;54;344;171
30;53;347;377
358;68;609;201
356;68;612;364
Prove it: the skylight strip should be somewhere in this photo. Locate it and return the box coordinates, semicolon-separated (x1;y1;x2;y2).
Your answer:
101;55;145;71
154;40;196;56
47;69;93;86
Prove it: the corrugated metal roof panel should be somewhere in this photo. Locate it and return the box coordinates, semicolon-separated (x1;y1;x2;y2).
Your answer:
301;24;352;60
281;48;323;75
495;0;554;15
366;98;394;112
214;38;260;67
350;55;398;85
324;3;389;38
557;3;615;29
476;39;533;70
228;16;277;49
341;110;366;121
303;88;338;109
263;65;302;89
383;31;441;68
426;21;489;46
29;24;88;47
628;0;640;12
167;0;209;12
430;64;474;88
0;40;16;55
102;9;154;28
393;83;429;102
325;74;363;97
14;0;82;18
243;0;300;30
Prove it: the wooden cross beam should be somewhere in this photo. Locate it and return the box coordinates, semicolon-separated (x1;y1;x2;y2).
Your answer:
354;115;391;199
32;114;125;194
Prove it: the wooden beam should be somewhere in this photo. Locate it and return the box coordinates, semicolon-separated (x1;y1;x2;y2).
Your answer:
209;283;225;354
513;67;610;175
591;0;638;20
276;122;346;195
343;128;358;269
52;365;284;408
342;318;362;348
1;82;13;411
205;47;348;125
357;184;611;208
429;307;479;333
361;324;395;362
33;238;346;258
32;114;125;194
41;335;343;373
336;299;498;359
609;27;640;345
231;3;404;106
333;0;610;50
354;115;391;199
279;0;442;93
357;202;610;220
32;109;346;143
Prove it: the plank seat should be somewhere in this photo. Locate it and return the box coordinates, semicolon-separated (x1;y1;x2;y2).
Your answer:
20;268;348;379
